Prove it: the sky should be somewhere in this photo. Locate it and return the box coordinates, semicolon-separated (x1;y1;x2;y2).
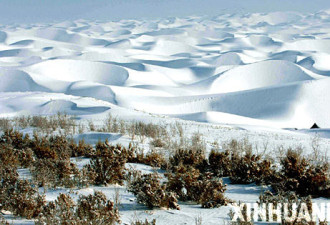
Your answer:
0;0;330;24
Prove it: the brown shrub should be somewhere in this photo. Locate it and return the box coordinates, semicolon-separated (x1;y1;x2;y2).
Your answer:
127;172;180;210
85;142;126;186
76;191;121;224
273;148;330;197
150;138;166;148
168;148;207;172
0;167;45;219
208;149;232;177
0;129;30;150
30;158;82;189
0;144;20;168
199;173;230;208
143;150;166;168
166;165;230;207
230;151;276;185
37;192;120;225
70;139;93;157
0;118;12;131
166;164;201;201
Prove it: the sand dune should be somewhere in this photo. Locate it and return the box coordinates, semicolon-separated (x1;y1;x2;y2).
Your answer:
1;11;330;129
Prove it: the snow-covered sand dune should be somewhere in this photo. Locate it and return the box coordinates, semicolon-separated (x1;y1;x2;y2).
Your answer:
1;11;330;129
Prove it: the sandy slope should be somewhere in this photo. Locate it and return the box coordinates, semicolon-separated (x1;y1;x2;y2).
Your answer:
1;10;330;130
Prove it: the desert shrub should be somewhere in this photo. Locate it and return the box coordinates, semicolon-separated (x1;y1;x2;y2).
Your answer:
76;191;120;224
0;129;30;150
31;134;80;160
0;130;34;168
16;147;35;168
168;148;207;172
143;150;166;168
190;132;206;152
166;164;230;207
131;219;157;225
127;121;169;143
37;192;120;225
208;149;232;177
199;173;230;208
0;144;20;168
166;164;201;201
150;138;166;148
105;142;166;168
222;139;253;155
210;139;277;185
127;172;180;210
30;158;82;189
70;139;93;157
85;142;126;186
0;167;45;219
273;148;330;197
230;151;276;185
0;118;12;131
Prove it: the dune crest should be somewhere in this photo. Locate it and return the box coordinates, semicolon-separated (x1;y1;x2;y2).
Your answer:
1;11;330;128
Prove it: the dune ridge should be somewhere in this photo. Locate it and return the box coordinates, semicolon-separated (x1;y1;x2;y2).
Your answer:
1;11;330;128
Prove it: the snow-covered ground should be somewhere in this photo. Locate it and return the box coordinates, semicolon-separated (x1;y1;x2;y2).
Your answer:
1;10;330;225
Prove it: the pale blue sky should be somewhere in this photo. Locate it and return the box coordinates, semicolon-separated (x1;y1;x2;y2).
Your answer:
0;0;330;24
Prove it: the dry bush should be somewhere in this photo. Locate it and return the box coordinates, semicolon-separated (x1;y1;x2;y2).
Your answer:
199;173;230;208
150;138;166;148
127;121;169;143
0;129;30;150
0;118;12;131
131;219;157;225
208;149;232;177
0;167;45;219
166;165;230;207
85;141;127;186
76;191;120;224
230;150;276;185
166;164;201;201
70;139;93;157
190;132;206;153
37;192;120;225
168;148;207;172
0;144;20;168
127;172;180;210
0;130;35;168
273;148;330;197
222;139;253;156
30;158;86;189
119;143;165;168
143;150;166;168
31;134;73;160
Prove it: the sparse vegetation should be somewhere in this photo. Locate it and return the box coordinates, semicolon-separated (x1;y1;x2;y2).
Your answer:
0;167;45;219
0;114;329;223
127;171;180;210
37;192;120;225
84;141;127;186
272;148;330;197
